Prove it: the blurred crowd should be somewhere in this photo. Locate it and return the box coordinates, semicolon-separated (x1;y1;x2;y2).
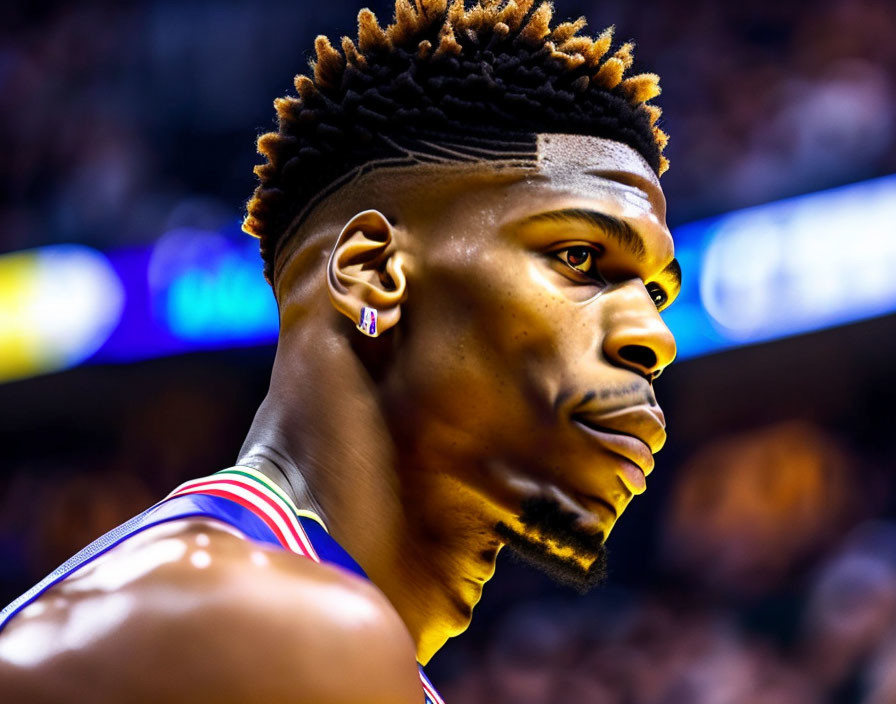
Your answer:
437;529;896;704
2;0;896;256
624;0;896;220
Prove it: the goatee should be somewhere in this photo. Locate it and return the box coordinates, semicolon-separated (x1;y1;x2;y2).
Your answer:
496;496;609;594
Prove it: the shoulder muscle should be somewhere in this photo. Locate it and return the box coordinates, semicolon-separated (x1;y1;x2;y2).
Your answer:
0;518;424;704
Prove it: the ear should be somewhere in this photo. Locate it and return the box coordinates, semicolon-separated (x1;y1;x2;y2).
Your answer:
326;209;408;336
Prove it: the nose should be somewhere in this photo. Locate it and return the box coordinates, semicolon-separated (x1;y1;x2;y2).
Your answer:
602;281;677;380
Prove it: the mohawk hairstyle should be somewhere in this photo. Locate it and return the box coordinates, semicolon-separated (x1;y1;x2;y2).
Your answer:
244;0;669;285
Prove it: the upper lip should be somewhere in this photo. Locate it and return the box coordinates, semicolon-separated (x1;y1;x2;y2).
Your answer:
571;405;667;474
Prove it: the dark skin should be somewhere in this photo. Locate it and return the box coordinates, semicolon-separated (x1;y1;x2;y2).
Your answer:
0;135;677;702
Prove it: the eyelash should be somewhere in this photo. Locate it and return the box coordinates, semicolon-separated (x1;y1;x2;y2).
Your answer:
553;244;669;309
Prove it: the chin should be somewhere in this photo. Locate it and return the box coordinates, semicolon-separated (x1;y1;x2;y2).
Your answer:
495;496;609;595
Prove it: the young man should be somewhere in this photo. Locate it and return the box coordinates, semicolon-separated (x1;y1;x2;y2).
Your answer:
0;1;679;701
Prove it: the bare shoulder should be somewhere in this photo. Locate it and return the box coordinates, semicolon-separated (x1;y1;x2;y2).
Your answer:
0;518;424;704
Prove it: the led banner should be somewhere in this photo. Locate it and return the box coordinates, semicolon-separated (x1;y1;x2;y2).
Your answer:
1;174;894;383
662;173;896;357
0;245;124;382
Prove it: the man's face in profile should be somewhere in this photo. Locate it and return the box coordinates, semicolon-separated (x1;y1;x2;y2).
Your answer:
381;135;679;592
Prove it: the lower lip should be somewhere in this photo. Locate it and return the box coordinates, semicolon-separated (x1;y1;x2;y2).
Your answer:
572;420;649;494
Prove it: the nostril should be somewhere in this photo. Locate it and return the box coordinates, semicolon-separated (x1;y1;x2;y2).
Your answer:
618;344;657;374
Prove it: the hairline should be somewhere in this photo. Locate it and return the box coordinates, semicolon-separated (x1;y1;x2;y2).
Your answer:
272;134;663;295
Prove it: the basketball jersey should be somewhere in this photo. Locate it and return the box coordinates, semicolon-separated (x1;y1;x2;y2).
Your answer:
0;466;445;704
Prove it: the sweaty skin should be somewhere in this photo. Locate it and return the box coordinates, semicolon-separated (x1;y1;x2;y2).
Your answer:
0;519;423;704
0;135;677;701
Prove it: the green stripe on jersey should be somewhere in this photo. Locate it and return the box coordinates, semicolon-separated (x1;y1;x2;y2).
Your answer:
215;466;328;531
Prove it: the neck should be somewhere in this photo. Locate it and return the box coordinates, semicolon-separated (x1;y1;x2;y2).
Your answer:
236;321;499;664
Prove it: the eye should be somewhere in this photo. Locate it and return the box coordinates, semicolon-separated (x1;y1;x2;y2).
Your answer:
555;245;605;282
646;282;668;308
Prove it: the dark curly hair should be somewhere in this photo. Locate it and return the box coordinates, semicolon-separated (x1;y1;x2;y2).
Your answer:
244;0;669;286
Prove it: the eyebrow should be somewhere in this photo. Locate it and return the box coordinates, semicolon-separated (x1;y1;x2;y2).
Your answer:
519;208;682;292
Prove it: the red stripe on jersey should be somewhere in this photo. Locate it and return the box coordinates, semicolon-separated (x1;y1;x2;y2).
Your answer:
422;679;444;704
170;477;318;560
172;486;306;558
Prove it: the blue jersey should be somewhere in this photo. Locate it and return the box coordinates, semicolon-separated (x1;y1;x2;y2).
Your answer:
0;466;445;704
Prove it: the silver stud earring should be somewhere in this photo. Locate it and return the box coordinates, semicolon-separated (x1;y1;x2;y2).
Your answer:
356;306;379;337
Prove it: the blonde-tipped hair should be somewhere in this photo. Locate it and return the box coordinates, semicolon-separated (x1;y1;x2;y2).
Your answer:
245;0;669;285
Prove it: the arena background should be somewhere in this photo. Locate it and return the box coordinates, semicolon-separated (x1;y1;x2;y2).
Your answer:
2;1;896;701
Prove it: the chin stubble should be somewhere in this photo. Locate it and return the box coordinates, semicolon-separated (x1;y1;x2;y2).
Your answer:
495;496;609;595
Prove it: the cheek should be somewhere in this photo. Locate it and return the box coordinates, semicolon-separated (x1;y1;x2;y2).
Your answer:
398;252;597;427
422;249;565;361
489;258;603;367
